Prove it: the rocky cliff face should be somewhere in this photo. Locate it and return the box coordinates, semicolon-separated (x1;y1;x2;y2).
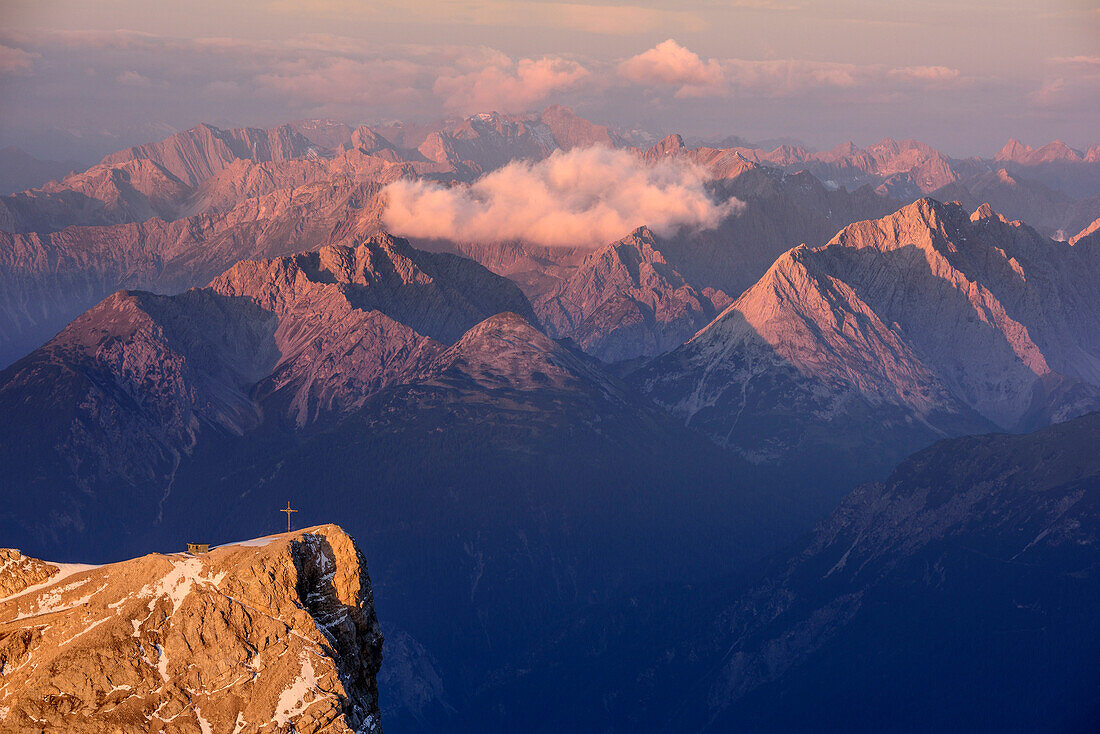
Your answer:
637;199;1100;470
0;524;383;733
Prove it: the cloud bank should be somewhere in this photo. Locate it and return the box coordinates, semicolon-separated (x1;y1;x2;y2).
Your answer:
0;30;1094;160
381;146;742;248
617;39;968;98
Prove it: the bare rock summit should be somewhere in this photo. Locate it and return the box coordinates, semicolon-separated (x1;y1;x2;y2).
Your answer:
0;524;383;733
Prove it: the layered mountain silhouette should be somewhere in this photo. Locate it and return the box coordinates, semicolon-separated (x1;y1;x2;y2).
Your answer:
444;412;1100;733
0;231;791;731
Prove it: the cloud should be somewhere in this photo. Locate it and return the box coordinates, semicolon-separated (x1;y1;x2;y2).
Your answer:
381;146;742;248
618;40;969;100
618;39;726;97
116;70;152;86
434;50;590;114
721;58;865;94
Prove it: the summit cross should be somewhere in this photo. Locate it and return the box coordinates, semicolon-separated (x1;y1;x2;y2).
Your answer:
281;501;298;533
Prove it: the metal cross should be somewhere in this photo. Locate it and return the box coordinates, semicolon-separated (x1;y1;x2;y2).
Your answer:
281;501;298;533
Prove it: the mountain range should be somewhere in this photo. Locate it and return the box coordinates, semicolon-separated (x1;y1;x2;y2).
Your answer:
636;198;1100;474
1;106;1098;732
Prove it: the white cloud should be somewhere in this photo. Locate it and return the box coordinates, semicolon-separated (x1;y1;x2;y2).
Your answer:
619;40;969;98
618;39;726;97
434;50;590;114
381;146;742;248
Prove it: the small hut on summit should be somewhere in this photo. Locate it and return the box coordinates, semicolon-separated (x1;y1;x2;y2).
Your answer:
186;543;210;554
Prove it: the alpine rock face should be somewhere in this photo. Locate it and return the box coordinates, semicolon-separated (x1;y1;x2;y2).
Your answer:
637;199;1100;472
0;524;383;733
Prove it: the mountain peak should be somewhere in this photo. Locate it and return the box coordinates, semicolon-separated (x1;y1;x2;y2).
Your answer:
648;134;687;157
429;310;622;396
0;524;383;733
969;202;1007;223
995;139;1033;161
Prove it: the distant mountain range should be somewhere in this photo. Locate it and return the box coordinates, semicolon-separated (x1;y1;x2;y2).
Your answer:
1;106;1098;732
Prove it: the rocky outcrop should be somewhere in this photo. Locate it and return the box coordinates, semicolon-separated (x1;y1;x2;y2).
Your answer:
0;524;383;733
637;199;1100;468
1070;216;1100;246
0;549;61;598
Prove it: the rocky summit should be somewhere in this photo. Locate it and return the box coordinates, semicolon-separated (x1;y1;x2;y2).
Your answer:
0;524;382;733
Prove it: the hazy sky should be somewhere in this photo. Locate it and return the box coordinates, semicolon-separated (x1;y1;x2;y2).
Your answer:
1;0;1097;161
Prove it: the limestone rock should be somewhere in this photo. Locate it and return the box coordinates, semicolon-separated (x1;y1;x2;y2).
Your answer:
0;524;383;733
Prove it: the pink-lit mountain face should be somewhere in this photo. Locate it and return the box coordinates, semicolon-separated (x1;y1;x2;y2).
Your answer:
1;102;1098;734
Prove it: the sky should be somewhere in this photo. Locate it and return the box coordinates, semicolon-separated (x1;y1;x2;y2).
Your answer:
0;0;1098;162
